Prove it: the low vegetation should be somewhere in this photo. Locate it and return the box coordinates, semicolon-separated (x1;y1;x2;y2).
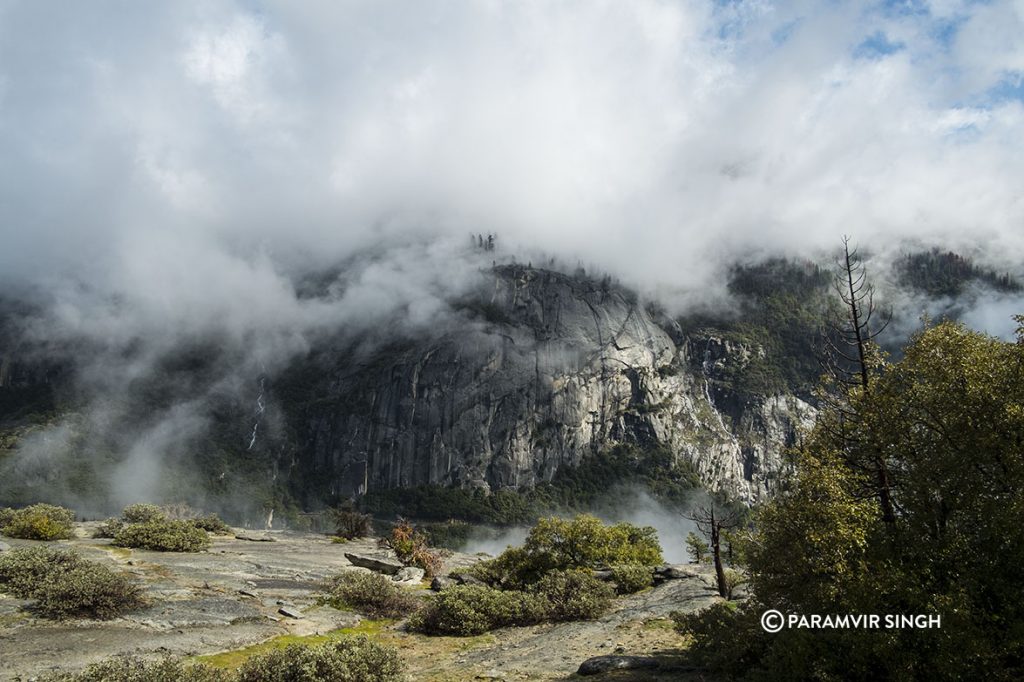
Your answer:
95;504;231;551
534;569;615;621
411;514;659;636
379;519;442;577
42;656;229;682
121;503;166;524
609;563;654;594
332;509;373;540
190;514;233;535
470;514;662;589
412;568;615;636
320;572;422;619
93;517;124;539
0;546;144;619
0;503;76;540
40;637;402;682
411;584;548;636
235;636;403;682
112;518;211;552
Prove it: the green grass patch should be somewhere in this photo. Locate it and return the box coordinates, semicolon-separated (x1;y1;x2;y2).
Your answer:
643;617;677;631
195;620;393;670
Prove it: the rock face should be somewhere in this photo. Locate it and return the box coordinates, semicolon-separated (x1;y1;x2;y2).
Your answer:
283;265;814;505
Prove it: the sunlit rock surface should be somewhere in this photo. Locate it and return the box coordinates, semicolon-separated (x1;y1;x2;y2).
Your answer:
285;265;814;505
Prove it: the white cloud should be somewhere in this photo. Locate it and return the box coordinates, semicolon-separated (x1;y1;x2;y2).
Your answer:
0;0;1021;322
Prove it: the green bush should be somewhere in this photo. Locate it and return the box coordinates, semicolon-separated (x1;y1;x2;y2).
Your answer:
610;564;654;594
320;571;422;619
332;510;373;540
0;503;76;540
235;637;403;682
472;514;662;588
535;569;615;621
672;602;766;678
411;584;548;636
93;517;125;539
113;519;210;552
0;546;144;619
122;503;166;524
41;656;228;681
190;514;233;535
0;507;14;528
0;545;82;595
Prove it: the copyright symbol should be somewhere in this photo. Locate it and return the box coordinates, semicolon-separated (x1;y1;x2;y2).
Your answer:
761;609;784;633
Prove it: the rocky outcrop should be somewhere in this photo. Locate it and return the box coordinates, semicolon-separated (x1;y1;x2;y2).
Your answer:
343;553;404;575
577;655;662;676
282;265;814;505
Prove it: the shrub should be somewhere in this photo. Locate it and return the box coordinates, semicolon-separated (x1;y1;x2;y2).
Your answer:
610;564;654;594
190;514;232;535
411;584;548;636
321;571;422;619
0;503;76;540
235;636;404;682
333;510;373;540
0;546;144;619
113;519;210;552
122;503;166;524
722;567;746;600
0;545;83;595
535;569;614;621
409;545;443;578
672;601;767;678
472;514;663;588
0;507;14;528
41;656;228;681
93;518;125;539
381;519;443;577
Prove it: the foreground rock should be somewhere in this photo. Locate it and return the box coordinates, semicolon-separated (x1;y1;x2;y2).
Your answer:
0;525;718;681
431;576;455;591
578;655;661;675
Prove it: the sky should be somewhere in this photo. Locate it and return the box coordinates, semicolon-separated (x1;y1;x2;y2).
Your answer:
1;0;1023;338
1;0;1023;514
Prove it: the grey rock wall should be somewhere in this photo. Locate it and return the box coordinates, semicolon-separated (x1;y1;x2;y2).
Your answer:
285;266;814;504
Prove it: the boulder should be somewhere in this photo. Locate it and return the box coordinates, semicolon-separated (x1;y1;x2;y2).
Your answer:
393;566;425;583
430;576;455;591
278;606;304;619
450;572;485;586
577;655;661;676
344;553;404;575
655;564;700;580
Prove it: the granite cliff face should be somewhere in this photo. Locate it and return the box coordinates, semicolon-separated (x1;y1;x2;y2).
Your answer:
282;265;814;505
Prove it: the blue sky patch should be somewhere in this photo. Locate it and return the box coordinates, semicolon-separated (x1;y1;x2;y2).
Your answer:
855;31;905;59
